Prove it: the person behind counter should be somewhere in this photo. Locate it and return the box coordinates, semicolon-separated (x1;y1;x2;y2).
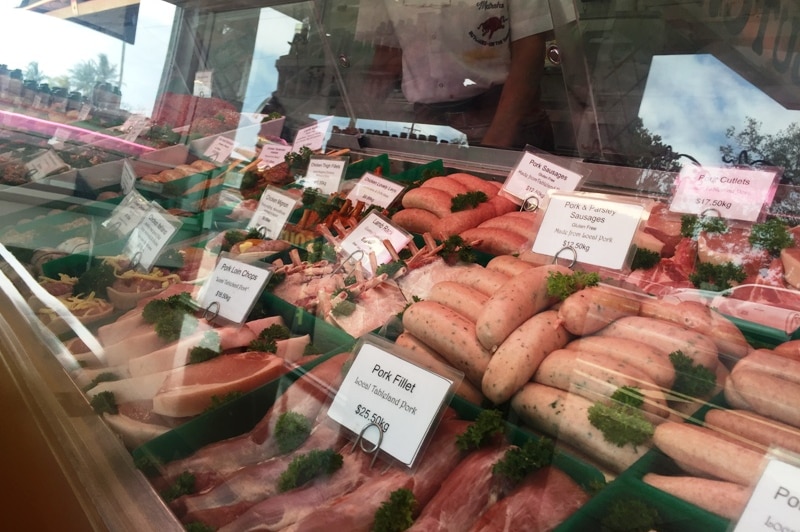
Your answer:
357;0;554;151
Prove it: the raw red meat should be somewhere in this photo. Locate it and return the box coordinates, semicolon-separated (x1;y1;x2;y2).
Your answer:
159;352;348;491
408;444;510;531
469;466;588;531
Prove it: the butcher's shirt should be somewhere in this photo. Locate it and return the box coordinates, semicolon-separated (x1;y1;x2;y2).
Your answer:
356;0;553;104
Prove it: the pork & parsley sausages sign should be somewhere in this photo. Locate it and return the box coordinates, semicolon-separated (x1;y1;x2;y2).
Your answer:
328;340;454;467
532;191;645;270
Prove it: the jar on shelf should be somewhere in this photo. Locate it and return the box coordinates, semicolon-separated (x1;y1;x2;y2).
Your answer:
66;91;82;113
7;69;23;102
110;85;122;109
35;82;51;110
50;87;68;113
0;65;9;97
21;79;37;106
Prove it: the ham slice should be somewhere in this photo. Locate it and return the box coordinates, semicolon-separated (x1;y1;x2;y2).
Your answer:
127;326;257;377
152;352;285;418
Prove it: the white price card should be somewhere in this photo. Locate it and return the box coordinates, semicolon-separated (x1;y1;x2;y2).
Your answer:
669;165;779;222
248;186;297;240
104;190;151;236
198;255;272;324
339;211;411;274
257;143;292;169
734;457;800;531
120;159;137;195
124;208;181;271
292;116;333;153
502;152;584;205
48;127;72;149
346;172;405;209
26;150;67;180
203;135;236;163
77;104;92;122
532;192;646;270
194;70;213;98
301;156;347;195
328;340;454;467
119;115;148;142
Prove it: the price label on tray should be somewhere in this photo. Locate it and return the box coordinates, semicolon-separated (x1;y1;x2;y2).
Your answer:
120;159;137;195
198;255;272;324
734;456;800;531
248;185;297;240
301;156;347;195
292;115;333;153
104;190;151;236
25;149;67;180
328;339;454;467
531;191;646;270
203;135;235;163
119;114;148;142
669;165;779;222
257;143;292;168
346;172;405;209
338;211;411;274
502;152;584;205
123;207;181;271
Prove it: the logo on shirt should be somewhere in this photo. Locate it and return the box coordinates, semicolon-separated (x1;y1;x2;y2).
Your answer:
469;15;509;45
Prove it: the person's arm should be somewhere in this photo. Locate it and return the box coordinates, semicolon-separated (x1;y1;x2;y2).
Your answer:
481;33;547;148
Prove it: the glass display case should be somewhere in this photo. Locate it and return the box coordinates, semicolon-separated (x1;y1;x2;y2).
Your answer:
1;0;800;530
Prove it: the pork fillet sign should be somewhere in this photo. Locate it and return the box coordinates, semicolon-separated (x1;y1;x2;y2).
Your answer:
328;337;457;467
734;456;800;531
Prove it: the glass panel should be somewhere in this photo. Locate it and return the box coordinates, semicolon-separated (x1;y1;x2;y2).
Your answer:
551;0;800;185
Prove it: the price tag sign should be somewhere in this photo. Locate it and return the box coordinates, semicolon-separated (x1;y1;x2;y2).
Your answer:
119;114;148;142
203;135;236;163
346;172;405;209
257;143;292;169
328;340;454;467
120;160;137;195
198;256;272;324
669;165;779;222
194;70;213;98
292;116;333;153
26;150;67;180
300;156;347;195
532;191;646;270
105;191;151;236
77;104;92;122
248;186;297;240
502;152;584;205
339;212;411;273
124;208;181;271
48;127;71;149
734;457;800;531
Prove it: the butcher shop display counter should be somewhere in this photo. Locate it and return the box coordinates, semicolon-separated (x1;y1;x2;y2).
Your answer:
2;0;800;530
